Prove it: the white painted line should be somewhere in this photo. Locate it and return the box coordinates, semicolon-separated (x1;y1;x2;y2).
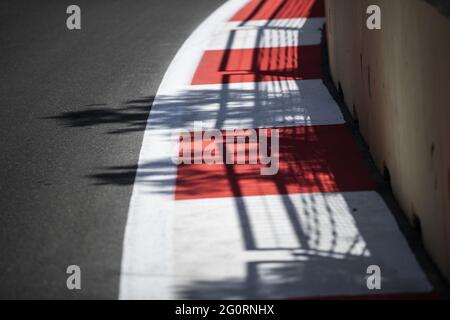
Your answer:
154;79;345;131
119;0;250;300
170;191;432;299
207;18;325;50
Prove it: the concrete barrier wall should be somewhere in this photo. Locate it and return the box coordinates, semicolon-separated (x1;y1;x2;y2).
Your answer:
325;0;450;281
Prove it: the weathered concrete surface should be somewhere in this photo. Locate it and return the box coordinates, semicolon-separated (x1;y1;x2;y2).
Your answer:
325;0;450;281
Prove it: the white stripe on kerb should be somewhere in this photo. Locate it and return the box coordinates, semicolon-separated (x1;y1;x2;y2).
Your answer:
207;18;325;50
152;79;344;131
169;191;431;299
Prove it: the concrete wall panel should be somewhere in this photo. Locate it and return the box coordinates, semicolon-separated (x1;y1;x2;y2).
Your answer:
325;0;450;281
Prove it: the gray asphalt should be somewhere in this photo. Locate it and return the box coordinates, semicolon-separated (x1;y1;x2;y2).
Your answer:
0;0;224;299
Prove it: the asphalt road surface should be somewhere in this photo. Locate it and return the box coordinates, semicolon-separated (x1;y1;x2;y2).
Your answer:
0;0;224;299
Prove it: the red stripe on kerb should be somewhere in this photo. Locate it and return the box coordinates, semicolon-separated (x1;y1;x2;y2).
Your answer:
230;0;324;21
175;125;376;200
191;46;322;85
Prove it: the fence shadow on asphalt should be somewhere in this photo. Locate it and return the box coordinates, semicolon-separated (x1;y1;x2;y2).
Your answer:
44;96;155;135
